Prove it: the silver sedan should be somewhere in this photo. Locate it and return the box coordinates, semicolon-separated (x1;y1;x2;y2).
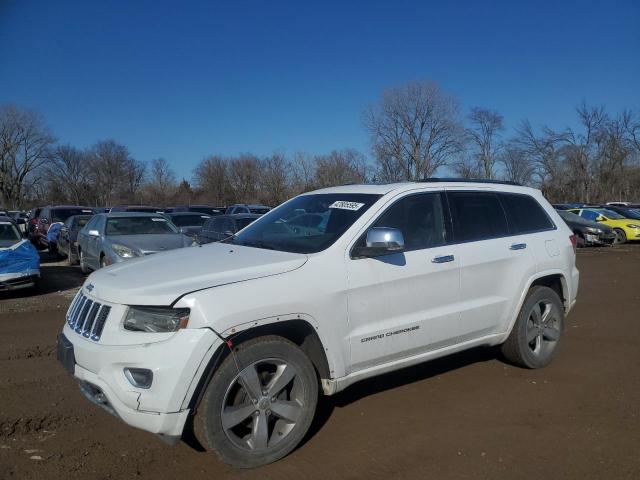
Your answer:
77;212;193;273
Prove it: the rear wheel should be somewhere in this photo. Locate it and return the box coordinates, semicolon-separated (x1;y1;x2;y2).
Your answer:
100;255;107;269
195;336;318;468
501;286;564;369
613;228;627;244
79;250;90;274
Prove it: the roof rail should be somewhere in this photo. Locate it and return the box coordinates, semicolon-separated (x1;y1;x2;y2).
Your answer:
419;177;522;186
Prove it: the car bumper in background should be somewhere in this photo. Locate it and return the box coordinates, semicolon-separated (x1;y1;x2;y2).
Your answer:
0;270;39;290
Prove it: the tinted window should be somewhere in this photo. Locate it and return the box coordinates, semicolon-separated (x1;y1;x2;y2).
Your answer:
448;191;509;242
170;214;210;227
105;216;178;235
51;208;93;223
500;193;554;234
579;210;599;221
358;193;446;252
207;218;225;233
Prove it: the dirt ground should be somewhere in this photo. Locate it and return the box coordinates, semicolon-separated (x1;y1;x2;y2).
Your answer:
1;246;639;480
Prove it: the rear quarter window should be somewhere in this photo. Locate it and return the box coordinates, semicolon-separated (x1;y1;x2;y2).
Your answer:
447;191;509;242
500;193;555;234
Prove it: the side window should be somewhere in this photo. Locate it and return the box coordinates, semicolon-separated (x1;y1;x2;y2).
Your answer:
500;193;555;234
362;193;446;251
209;218;225;233
40;208;49;221
202;218;214;232
83;216;100;232
448;191;509;242
223;218;235;233
65;217;74;228
580;210;598;221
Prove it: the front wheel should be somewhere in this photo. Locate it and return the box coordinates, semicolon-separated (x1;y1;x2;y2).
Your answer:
195;336;318;468
79;250;90;274
613;228;627;244
501;286;564;369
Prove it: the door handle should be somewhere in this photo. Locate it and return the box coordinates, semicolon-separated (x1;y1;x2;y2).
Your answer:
432;254;455;263
510;243;527;250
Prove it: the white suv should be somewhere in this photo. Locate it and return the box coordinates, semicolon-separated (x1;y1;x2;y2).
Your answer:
57;180;579;467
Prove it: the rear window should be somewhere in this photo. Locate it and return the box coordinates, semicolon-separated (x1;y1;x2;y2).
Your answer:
52;208;94;223
500;193;555;234
170;214;210;227
249;207;270;214
236;217;258;230
105;216;178;235
447;191;509;242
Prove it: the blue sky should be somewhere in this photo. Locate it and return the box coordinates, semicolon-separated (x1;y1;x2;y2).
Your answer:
1;0;638;178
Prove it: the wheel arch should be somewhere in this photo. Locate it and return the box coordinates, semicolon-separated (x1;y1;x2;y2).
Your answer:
505;271;569;337
185;317;332;415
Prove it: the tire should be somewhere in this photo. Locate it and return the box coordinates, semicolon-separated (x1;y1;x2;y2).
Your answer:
67;248;78;266
48;242;58;256
79;250;90;274
100;255;107;269
195;335;318;468
613;228;627;244
501;286;564;369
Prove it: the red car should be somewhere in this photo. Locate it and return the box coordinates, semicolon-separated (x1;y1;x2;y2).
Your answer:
33;205;94;252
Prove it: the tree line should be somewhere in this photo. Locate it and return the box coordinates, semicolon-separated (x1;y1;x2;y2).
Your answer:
2;81;639;209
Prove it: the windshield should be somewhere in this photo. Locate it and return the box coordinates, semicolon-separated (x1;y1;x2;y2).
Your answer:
75;216;91;228
106;216;179;235
52;208;94;223
596;209;624;219
232;193;381;254
622;208;640;220
0;222;21;241
170;214;210;227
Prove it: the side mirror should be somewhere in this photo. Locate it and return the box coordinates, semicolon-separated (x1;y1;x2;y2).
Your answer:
355;227;405;258
88;229;100;237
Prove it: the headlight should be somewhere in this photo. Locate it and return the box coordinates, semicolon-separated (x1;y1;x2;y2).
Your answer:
123;306;190;332
586;227;601;234
112;243;138;258
627;224;640;229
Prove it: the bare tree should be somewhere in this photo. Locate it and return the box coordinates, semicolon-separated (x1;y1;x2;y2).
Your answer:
314;149;368;188
144;158;177;204
46;145;92;204
88;139;143;206
499;146;535;185
193;155;230;206
260;153;291;206
290;152;316;194
364;81;464;181
467;107;504;179
0;105;55;208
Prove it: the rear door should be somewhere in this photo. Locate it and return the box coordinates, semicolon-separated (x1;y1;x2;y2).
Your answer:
346;191;462;372
446;190;536;337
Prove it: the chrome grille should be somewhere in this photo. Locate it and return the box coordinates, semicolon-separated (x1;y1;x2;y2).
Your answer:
67;292;111;341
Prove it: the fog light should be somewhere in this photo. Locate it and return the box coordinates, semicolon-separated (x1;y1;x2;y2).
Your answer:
124;368;153;389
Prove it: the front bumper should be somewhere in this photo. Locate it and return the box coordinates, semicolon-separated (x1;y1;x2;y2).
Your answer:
0;270;39;290
58;322;221;438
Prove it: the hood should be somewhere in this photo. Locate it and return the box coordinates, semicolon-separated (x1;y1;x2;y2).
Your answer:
108;234;188;254
85;242;308;305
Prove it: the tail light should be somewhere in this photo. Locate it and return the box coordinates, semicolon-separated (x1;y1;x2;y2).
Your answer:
569;234;577;252
30;218;38;224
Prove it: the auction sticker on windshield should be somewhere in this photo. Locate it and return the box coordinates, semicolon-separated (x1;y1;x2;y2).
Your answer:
329;201;365;211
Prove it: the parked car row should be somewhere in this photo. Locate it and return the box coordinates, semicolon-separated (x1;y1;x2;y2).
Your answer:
553;202;640;245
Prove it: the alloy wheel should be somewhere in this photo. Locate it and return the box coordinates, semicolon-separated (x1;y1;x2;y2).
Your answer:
526;300;561;357
221;358;304;452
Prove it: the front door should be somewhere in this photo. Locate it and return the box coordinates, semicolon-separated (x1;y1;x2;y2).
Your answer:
346;192;461;372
